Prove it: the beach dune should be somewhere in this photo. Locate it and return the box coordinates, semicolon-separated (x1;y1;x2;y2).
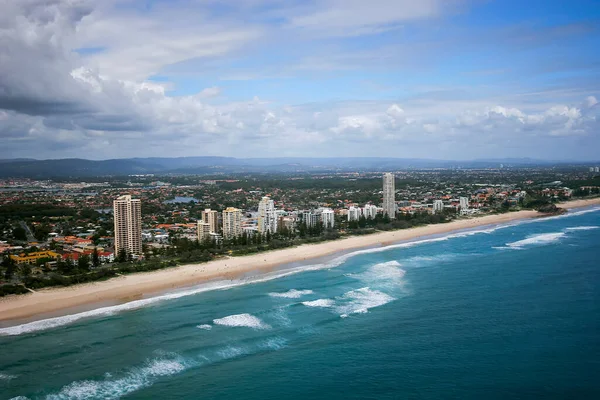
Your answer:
1;198;598;324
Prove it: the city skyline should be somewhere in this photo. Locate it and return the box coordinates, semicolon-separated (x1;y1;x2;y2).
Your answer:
1;0;599;161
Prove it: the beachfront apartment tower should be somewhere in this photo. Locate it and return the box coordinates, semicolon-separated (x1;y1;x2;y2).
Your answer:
383;173;396;219
459;197;469;210
363;204;378;219
258;196;277;234
321;208;335;229
433;200;444;214
348;206;361;222
197;222;211;242
222;207;243;239
201;209;219;233
113;195;142;256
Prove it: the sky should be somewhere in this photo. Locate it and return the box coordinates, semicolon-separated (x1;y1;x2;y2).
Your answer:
1;0;599;161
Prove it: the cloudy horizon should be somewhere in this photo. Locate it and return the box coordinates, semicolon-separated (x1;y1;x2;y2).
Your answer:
1;0;599;161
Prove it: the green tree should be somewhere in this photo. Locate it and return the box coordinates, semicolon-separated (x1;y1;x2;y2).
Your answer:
117;248;127;263
2;256;16;280
92;247;100;268
78;254;91;272
12;226;27;241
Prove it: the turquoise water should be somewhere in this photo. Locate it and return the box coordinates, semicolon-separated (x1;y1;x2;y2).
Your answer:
1;208;599;399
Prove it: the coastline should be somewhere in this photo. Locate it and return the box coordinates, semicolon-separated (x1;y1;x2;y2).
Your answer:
1;198;599;324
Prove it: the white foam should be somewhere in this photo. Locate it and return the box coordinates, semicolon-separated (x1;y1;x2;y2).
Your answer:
268;289;314;299
261;337;288;351
336;287;395;317
565;226;599;231
302;299;335;308
213;313;270;329
506;232;566;248
270;307;292;327
196;324;212;330
217;346;246;359
9;397;30;400
350;261;406;287
45;357;189;400
0;373;17;380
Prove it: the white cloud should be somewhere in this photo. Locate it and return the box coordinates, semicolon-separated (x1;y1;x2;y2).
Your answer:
0;0;598;161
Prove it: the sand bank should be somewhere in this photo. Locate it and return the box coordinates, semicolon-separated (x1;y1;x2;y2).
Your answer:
1;198;599;323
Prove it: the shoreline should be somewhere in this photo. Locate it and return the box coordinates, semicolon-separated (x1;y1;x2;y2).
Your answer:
1;198;599;325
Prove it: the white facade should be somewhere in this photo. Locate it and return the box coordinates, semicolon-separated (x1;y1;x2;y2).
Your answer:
348;206;361;222
363;204;378;219
197;222;211;242
258;196;277;234
113;195;142;256
222;207;242;239
433;200;444;213
596;167;600;173
201;209;219;233
459;197;469;210
321;208;335;229
383;173;396;219
302;211;320;228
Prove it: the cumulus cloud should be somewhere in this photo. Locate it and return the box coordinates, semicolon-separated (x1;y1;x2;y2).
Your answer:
0;0;598;160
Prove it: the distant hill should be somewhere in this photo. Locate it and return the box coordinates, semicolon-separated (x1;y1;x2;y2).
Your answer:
0;157;592;178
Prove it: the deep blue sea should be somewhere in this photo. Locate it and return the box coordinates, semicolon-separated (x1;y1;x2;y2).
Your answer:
1;207;600;399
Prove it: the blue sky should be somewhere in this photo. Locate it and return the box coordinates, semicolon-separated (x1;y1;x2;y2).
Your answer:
1;0;599;160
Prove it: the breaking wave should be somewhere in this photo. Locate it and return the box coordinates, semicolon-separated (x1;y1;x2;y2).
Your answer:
0;373;17;381
302;299;335;308
196;324;212;330
213;313;270;329
350;261;406;286
45;356;188;400
506;232;566;248
336;287;395;318
565;226;598;231
268;289;314;299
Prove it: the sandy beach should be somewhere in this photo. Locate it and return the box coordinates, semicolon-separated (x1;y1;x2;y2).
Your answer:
1;198;599;323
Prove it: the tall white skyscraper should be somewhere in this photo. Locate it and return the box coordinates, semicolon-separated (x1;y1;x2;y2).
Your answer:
201;209;219;233
113;195;142;256
321;208;335;228
348;206;361;222
382;173;396;219
459;197;469;210
363;204;378;219
258;196;277;234
433;200;444;214
222;207;242;239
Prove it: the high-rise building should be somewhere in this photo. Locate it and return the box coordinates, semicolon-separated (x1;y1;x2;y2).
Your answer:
348;206;361;221
595;167;600;173
321;208;335;228
433;200;444;213
590;167;595;172
363;204;378;219
382;173;396;219
258;196;277;234
459;197;469;210
113;195;142;256
201;209;219;233
222;207;242;239
302;210;320;228
197;222;211;242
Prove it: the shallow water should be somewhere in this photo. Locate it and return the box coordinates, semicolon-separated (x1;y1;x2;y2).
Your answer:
1;207;599;399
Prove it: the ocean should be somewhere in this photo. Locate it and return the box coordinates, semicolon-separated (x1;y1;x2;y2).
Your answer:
1;207;599;399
